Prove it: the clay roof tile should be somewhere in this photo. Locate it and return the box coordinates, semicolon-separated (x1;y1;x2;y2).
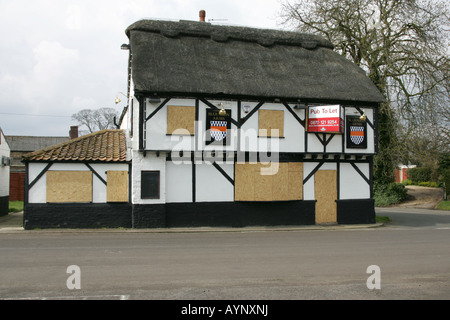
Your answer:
22;130;127;163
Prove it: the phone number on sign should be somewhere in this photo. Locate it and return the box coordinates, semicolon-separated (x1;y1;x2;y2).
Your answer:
309;119;339;126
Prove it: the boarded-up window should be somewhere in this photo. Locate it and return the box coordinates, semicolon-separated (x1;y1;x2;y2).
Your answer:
315;170;337;224
167;106;195;135
46;171;92;203
258;110;284;137
235;162;303;201
141;171;160;199
288;162;303;200
107;171;128;202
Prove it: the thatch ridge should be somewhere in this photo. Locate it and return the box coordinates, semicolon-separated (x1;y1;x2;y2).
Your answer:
126;19;384;104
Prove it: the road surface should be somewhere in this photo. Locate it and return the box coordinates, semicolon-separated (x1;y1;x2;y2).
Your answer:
0;207;449;301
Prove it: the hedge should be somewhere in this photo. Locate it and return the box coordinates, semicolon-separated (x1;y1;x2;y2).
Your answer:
407;167;432;183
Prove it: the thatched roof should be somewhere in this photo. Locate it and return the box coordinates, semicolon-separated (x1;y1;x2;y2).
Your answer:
126;20;384;105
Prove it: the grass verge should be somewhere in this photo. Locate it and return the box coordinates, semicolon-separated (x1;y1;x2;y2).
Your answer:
9;201;24;213
436;201;450;211
376;215;391;224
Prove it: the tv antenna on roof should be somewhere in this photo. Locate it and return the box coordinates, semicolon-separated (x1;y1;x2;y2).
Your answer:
199;10;228;23
208;19;228;22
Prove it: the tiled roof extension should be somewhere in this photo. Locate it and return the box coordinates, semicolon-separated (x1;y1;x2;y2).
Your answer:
22;129;127;162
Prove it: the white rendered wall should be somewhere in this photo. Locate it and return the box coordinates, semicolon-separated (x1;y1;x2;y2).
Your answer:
166;161;192;203
139;97;307;154
303;162;316;201
0;131;10;197
131;150;166;204
28;162;129;204
145;98;196;152
239;102;305;154
135;96;376;155
131;96;140;151
195;161;234;202
161;159;235;203
339;163;371;199
306;134;325;153
325;134;344;153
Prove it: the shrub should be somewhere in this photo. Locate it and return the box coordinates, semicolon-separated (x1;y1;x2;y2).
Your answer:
418;181;439;188
387;183;408;201
440;168;450;199
374;182;408;207
407;167;432;183
402;179;413;186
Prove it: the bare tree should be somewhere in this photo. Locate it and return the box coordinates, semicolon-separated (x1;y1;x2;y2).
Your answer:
72;107;119;135
280;0;450;184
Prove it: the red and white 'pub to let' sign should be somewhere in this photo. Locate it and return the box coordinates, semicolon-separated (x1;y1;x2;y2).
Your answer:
307;105;344;133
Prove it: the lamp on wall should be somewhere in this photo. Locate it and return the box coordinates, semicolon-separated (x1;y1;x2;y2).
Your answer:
360;113;367;121
294;103;307;109
243;105;251;114
359;109;367;121
148;97;162;104
218;103;227;116
115;92;128;105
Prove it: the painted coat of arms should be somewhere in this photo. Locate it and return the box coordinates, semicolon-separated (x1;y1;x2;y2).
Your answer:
350;126;365;145
346;116;367;149
206;109;231;145
210;121;227;142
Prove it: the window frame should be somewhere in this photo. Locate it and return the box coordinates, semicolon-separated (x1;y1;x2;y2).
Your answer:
141;170;161;200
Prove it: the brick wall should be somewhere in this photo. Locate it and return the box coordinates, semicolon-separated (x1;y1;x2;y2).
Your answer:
10;172;25;201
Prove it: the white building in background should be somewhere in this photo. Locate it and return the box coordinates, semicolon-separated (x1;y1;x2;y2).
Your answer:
0;128;11;216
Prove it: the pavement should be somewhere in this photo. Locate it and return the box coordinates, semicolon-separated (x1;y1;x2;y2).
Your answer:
0;210;384;233
0;211;24;232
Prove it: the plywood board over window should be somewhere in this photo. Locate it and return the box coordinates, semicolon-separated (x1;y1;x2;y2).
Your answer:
107;171;128;202
272;163;290;201
167;106;195;135
235;162;303;201
254;163;274;201
315;170;337;224
288;162;303;200
234;163;255;201
258;110;284;137
46;171;92;203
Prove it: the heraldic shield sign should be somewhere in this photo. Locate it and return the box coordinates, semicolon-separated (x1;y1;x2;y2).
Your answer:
346;115;367;149
206;108;232;146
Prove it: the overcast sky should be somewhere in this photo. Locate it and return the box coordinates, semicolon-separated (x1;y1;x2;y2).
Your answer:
0;0;286;137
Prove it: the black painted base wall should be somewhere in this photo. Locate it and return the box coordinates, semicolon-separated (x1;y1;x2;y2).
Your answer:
0;196;9;217
24;203;132;230
337;199;376;224
23;199;376;229
132;201;316;228
166;201;316;228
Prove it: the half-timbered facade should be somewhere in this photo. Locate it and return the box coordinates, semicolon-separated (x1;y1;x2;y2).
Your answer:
22;19;384;229
119;19;384;228
22;130;131;229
